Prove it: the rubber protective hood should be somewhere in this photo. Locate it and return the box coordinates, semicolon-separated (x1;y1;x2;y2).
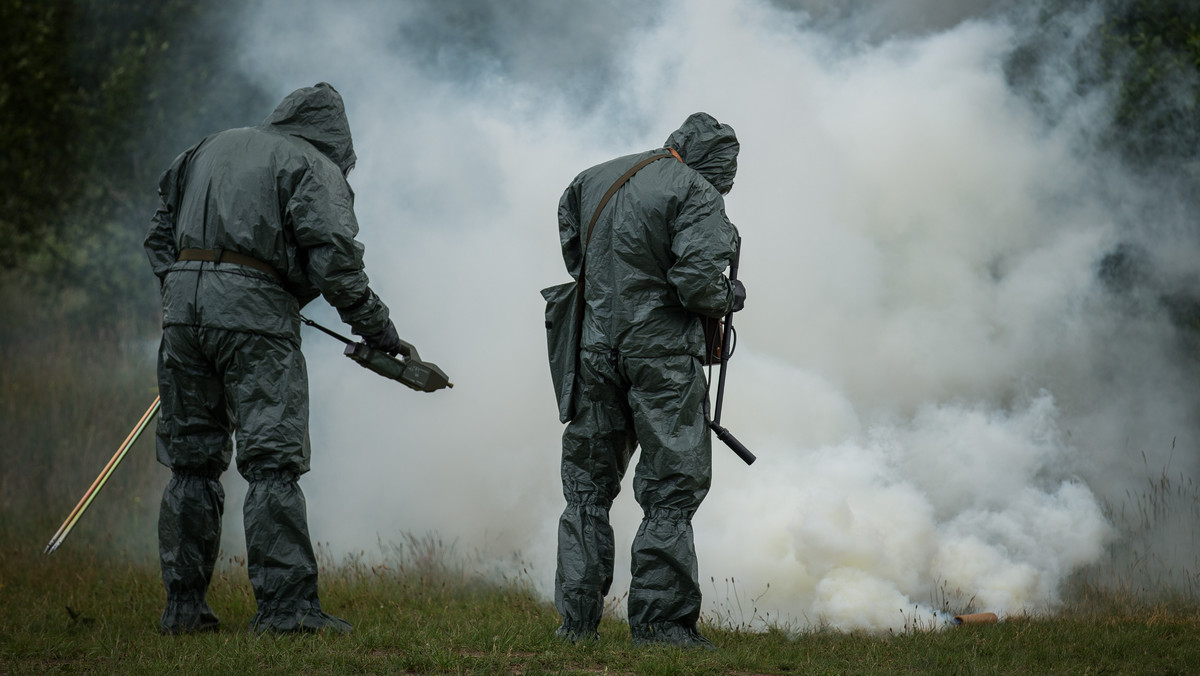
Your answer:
664;112;739;194
259;82;357;175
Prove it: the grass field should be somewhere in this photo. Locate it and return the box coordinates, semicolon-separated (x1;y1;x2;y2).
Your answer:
3;526;1200;675
3;286;1200;674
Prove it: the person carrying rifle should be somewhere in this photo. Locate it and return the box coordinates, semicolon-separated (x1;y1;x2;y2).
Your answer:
144;82;403;635
551;112;746;648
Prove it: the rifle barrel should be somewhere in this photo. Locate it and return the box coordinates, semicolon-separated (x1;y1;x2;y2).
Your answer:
709;236;755;466
710;421;756;465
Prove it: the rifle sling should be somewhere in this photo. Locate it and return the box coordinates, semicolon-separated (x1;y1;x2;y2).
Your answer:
575;151;678;329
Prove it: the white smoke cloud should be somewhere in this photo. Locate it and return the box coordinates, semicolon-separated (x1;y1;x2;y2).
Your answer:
215;0;1196;633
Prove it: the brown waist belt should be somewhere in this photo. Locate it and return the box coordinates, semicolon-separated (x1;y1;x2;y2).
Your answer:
176;248;282;284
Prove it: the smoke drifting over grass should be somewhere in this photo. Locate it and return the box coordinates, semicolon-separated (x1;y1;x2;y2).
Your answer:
216;0;1199;632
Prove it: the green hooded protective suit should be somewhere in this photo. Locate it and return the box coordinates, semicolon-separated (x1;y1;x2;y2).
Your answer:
552;112;740;646
144;82;391;634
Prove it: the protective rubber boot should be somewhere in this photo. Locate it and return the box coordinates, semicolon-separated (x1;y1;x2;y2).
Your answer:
244;471;351;634
554;500;612;643
627;508;705;639
624;355;712;646
554;350;635;642
158;471;224;634
627;510;713;649
631;622;716;650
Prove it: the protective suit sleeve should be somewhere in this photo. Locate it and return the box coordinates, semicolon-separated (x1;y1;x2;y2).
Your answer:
557;181;584;279
144;148;193;280
288;162;390;338
145;203;177;282
668;187;738;318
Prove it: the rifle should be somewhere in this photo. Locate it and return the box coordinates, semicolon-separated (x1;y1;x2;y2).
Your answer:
709;236;756;465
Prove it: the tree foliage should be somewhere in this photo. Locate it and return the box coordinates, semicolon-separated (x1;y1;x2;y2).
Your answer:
1006;0;1200;178
0;0;268;330
2;0;1198;332
1006;0;1200;342
1103;0;1200;173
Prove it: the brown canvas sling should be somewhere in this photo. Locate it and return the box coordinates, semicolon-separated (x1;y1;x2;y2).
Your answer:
574;151;677;335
